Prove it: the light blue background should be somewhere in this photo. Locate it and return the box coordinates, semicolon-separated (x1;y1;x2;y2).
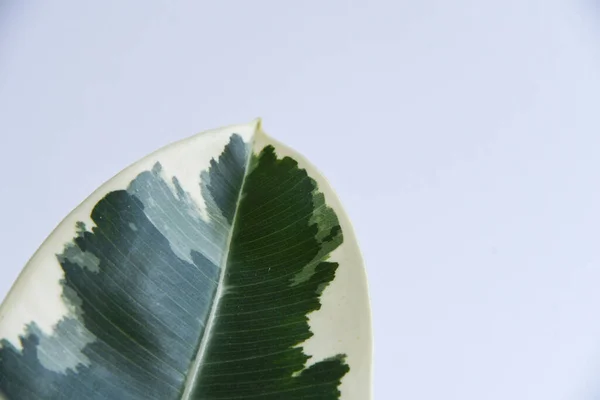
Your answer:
2;1;600;398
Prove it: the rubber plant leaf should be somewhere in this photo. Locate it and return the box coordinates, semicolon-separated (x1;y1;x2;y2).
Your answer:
0;119;372;400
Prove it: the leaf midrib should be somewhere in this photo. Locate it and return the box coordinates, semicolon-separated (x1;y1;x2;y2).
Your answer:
179;128;256;399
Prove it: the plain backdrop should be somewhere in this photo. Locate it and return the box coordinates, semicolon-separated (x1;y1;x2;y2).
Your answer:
2;1;600;399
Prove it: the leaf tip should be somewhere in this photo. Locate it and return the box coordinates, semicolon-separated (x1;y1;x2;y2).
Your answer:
251;116;264;135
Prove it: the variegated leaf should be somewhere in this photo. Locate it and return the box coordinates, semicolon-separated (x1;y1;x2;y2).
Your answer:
0;120;372;400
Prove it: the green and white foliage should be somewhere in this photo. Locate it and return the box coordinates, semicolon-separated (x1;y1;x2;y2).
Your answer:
0;120;371;399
